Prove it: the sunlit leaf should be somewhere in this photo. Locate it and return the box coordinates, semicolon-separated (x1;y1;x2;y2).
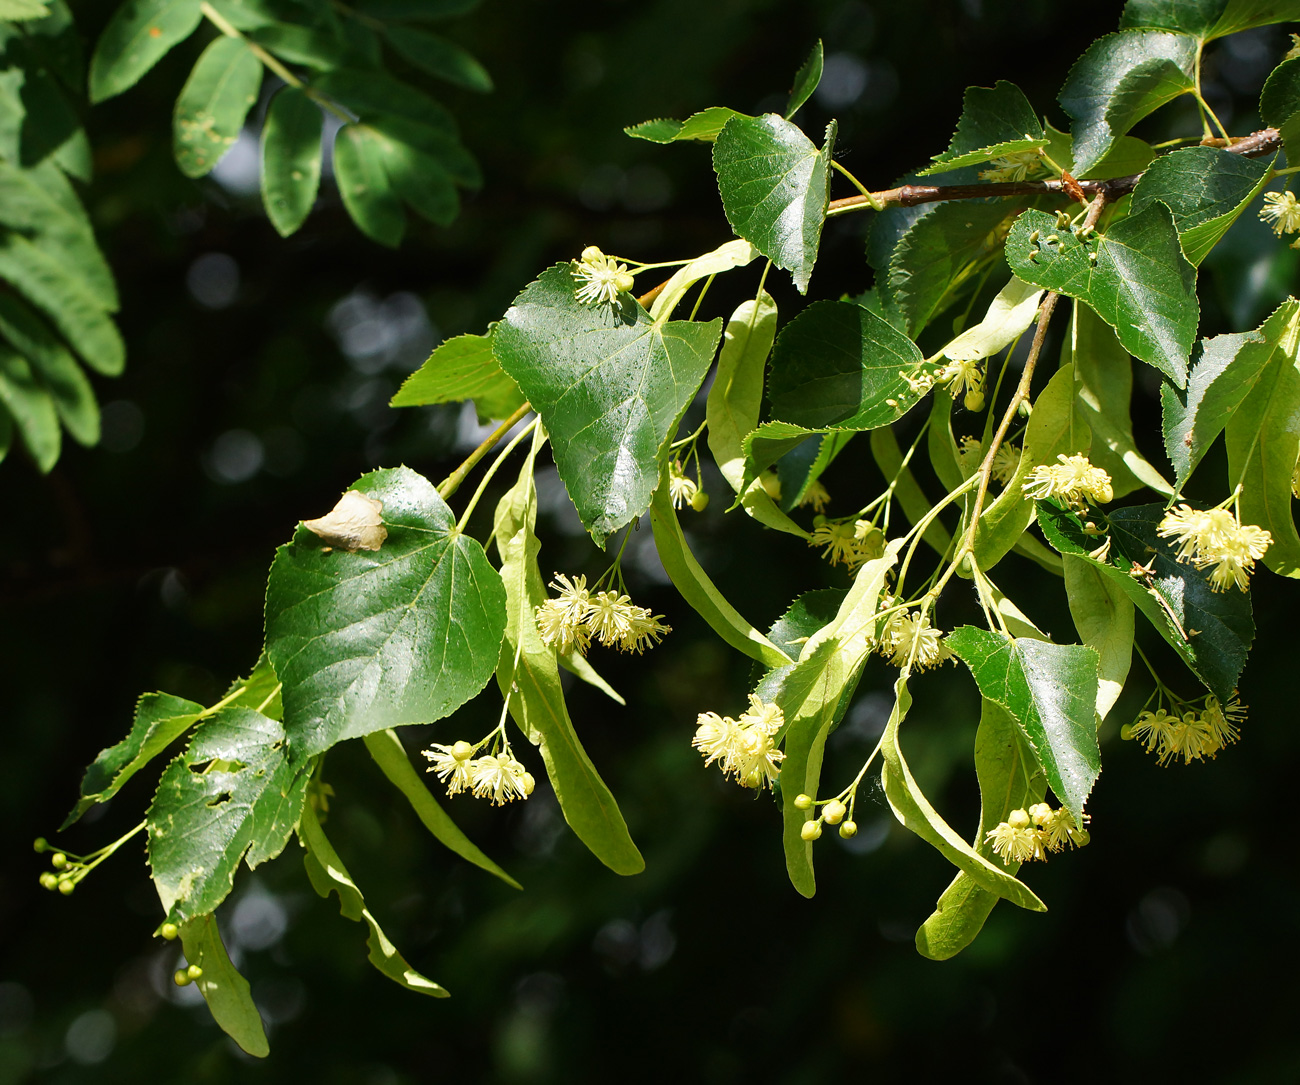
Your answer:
624;107;746;144
391;332;524;421
1063;555;1134;721
918;80;1045;176
785;40;822;119
178;915;268;1058
1261;57;1300;168
260;85;322;237
89;0;203;103
173;36;261;178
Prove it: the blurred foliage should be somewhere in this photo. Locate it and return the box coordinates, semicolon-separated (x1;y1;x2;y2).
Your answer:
3;1;1300;1082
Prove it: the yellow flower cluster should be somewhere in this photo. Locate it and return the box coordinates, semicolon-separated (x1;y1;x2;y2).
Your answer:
978;149;1045;183
1156;503;1271;592
877;601;954;671
534;573;670;655
985;803;1089;863
958;436;1020;485
572;245;635;305
1127;695;1243;765
808;516;884;570
692;694;785;790
1022;453;1113;510
423;740;536;804
1259;190;1300;239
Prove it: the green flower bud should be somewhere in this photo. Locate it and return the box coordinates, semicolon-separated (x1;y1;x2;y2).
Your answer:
160;923;180;941
800;820;822;842
51;853;67;870
839;820;858;839
39;872;58;890
823;799;847;825
186;964;203;981
173;970;192;987
57;879;75;895
689;490;710;512
33;837;48;853
793;793;813;810
964;389;985;412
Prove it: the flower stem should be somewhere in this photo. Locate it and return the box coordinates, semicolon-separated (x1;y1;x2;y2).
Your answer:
439;402;533;501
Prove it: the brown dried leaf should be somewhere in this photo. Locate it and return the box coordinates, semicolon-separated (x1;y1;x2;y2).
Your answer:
303;490;387;552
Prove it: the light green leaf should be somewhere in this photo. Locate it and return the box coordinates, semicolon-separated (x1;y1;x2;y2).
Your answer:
0;345;59;471
648;239;759;322
556;650;624;705
148;707;310;922
494;431;644;875
1261;58;1300;168
1210;0;1300;36
918;81;1046;176
89;0;203;103
362;729;520;889
915;700;1046;960
880;679;1046;912
64;691;204;828
493;264;722;547
391;332;524;421
0;0;51;20
1063;554;1134;721
299;802;448;997
940;275;1043;363
334;123;405;247
713;113;835;293
173;36;262;178
260;85;322;237
1037;501;1254;701
785;40;822;119
0;293;99;447
1006;204;1198;386
265;467;507;757
382;25;492;92
1058;29;1197;175
1122;0;1300;39
1130;146;1274;265
177;915;269;1058
624;107;746;144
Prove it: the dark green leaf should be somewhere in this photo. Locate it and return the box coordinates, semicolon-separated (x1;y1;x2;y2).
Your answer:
17;0;84;92
1006;205;1198;386
1261;58;1300;168
13;49;90;179
299;802;448;996
918;81;1045;176
1058;29;1196;175
1130;146;1273;265
149;707;310;922
0;344;58;470
260;85;322;237
63;691;204;828
0;405;11;463
355;0;479;17
173;36;262;179
495;436;645;874
624;107;746;144
246;23;350;69
1123;0;1300;38
371;128;459;227
776;429;854;511
785;40;822;119
333;123;405;247
314;68;456;133
89;0;203;103
493;264;721;546
1037;502;1254;701
713;113;834;293
0;293;98;446
1162;298;1300;488
178;916;269;1058
947;627;1101;821
266;467;507;757
391;332;524;421
367;113;480;189
382;25;491;92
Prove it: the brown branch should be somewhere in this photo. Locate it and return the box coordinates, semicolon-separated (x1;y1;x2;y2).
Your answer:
828;128;1283;215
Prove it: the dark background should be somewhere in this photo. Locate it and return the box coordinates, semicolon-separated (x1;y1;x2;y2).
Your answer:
4;1;1299;1082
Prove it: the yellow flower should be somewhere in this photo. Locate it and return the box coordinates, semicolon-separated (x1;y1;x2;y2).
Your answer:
422;739;476;796
667;460;698;510
1022;453;1112;509
1157;503;1271;592
938;357;985;411
572;246;635;305
797;480;830;513
1128;696;1244;765
1260;190;1300;236
978;150;1044;183
878;608;953;671
985;809;1044;862
692;696;785;790
534;573;592;654
1028;802;1089;852
469;754;535;804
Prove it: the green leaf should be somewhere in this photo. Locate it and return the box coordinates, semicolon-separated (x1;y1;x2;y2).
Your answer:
1261;58;1300;168
1082;134;1154;180
918;81;1046;176
260;85;322;237
371;128;459;227
1210;0;1300;36
1225;306;1300;577
333;123;405;247
493;264;722;546
1130;146;1274;265
1037;501;1254;700
785;40;822;119
940;275;1044;364
265;467;507;757
0;345;59;471
880;679;1046;912
1063;302;1174;498
172;36;262;178
1162;298;1300;488
362;729;520;889
12;51;91;180
63;691;204;828
1006;204;1198;386
0;287;98;447
767;299;933;428
367;113;479;189
713;113;835;293
89;0;203;103
648;239;759;322
1058;29;1197;175
779;542;903;897
1122;0;1300;38
355;0;479;18
177;915;269;1058
299;802;448;997
649;466;793;669
776;429;854;512
493;433;644;875
313;68;456;133
624;107;746;144
149;707;310;922
382;25;491;92
915;700;1047;960
1063;555;1134;722
947;627;1101;820
889;200;1024;335
0;405;11;463
0;0;51;20
391;332;524;421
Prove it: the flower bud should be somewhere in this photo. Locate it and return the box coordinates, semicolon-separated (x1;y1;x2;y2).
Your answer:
964;390;985;412
615;272;636;293
1007;808;1032;829
173;970;192;987
823;799;847;825
57;879;75;895
51;853;67;870
800;820;822;842
580;245;603;262
160;923;180;941
839;820;858;839
187;964;203;980
689;490;710;512
793;794;813;810
33;837;48;853
39;872;58;890
451;740;474;761
521;772;536;797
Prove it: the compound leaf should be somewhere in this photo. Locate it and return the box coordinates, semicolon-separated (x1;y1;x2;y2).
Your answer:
260;85;322;237
173;35;262;178
89;0;203;103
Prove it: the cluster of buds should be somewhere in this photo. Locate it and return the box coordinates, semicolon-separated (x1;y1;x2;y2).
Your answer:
985;802;1090;864
173;962;204;987
876;599;954;672
34;828;141;896
534;573;670;655
571;246;635;305
793;791;858;841
1126;694;1243;765
1022;453;1113;511
423;739;536;804
808;517;885;570
1157;501;1271;593
667;459;709;512
692;694;785;790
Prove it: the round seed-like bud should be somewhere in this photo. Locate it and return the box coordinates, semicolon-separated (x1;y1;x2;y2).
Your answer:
615;272;635;294
839;820;858;839
1007;808;1032;829
57;879;75;895
689;489;710;512
173;970;192;987
451;740;474;761
822;800;847;825
800;820;822;842
964;390;985;413
580;245;603;263
33;837;48;853
51;853;68;870
186;964;203;980
793;793;813;811
160;923;180;941
39;872;58;890
521;772;536;797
